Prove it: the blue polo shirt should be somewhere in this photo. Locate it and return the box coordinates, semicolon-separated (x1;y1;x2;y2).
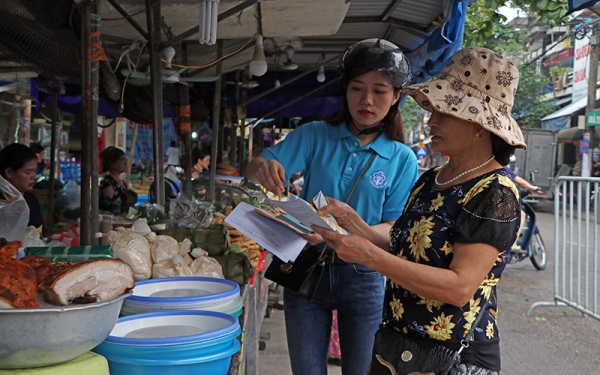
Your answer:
261;121;418;226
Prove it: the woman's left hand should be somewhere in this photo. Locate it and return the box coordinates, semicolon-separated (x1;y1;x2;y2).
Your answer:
311;226;377;265
300;231;324;247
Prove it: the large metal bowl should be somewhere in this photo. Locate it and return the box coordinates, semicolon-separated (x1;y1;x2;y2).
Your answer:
0;291;131;369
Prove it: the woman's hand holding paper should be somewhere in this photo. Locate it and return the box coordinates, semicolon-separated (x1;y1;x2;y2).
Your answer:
311;225;380;266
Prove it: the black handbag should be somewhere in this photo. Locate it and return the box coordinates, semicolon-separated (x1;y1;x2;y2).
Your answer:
264;153;377;299
264;246;327;299
368;302;488;375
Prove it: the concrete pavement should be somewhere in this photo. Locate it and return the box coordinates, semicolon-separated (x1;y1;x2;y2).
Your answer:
258;206;600;374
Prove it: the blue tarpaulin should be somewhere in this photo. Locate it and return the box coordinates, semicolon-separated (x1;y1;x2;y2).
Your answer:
235;0;470;118
407;0;469;83
31;78;175;121
568;0;600;15
28;0;472;121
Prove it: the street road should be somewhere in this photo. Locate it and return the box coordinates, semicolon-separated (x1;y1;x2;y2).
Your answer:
259;201;600;374
499;202;600;374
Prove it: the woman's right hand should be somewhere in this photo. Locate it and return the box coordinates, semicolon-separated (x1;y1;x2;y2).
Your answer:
315;196;364;234
249;158;286;195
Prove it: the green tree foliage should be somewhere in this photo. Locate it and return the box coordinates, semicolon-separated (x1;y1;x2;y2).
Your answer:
512;64;557;127
400;98;422;136
464;0;525;53
482;0;569;27
464;0;557;128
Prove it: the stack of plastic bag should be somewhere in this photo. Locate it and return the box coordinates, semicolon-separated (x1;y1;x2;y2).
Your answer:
0;175;29;241
108;218;223;281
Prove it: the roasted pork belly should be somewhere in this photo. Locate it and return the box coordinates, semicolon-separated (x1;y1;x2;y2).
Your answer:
21;255;53;282
0;240;22;259
38;258;134;306
0;257;40;308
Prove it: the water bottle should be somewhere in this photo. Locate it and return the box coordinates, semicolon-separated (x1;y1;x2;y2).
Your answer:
70;158;77;183
62;159;70;182
59;160;66;183
76;162;81;184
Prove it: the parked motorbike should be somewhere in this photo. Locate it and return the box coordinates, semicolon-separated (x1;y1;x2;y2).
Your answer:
510;189;547;270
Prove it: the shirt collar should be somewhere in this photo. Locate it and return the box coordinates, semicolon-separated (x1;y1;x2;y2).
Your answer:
330;121;395;160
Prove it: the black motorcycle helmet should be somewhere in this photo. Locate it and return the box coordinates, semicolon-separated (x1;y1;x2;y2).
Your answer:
338;38;411;89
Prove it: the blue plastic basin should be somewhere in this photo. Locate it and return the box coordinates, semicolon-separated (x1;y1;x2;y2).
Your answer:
126;277;240;306
93;311;241;375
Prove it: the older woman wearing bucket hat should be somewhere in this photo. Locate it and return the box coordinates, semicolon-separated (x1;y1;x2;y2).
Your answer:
245;38;418;375
311;47;526;375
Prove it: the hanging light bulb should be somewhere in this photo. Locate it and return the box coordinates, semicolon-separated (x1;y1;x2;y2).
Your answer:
249;34;268;77
162;46;176;69
280;45;298;70
317;66;326;83
275;79;281;88
284;45;295;61
161;46;179;83
199;0;219;45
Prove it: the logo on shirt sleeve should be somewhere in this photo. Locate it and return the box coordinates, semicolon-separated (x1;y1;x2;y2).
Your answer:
369;171;387;189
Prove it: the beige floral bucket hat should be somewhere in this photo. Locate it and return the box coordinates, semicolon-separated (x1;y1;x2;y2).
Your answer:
402;46;527;149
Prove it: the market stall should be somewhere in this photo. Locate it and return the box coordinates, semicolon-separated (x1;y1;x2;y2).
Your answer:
0;176;273;374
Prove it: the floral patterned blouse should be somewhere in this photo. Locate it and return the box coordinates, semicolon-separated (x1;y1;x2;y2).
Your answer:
99;174;128;215
384;167;520;371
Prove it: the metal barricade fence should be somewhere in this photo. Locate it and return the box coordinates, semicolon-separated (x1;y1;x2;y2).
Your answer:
528;176;600;320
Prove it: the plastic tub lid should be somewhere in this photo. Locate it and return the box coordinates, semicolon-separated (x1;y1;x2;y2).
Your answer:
126;277;240;306
121;294;244;314
105;310;240;346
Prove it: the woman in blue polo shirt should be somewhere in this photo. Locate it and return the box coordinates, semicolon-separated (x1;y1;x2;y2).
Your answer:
245;39;418;375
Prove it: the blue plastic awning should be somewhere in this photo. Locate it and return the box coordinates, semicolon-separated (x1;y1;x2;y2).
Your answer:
232;0;471;119
541;88;600;131
568;0;600;15
407;0;470;83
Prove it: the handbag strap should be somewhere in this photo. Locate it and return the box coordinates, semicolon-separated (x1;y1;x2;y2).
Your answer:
315;152;376;257
345;152;376;203
381;292;489;354
458;300;488;353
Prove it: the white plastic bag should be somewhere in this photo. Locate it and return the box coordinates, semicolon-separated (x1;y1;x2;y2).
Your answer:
0;175;29;241
189;257;224;278
131;218;152;235
22;226;46;248
59;180;80;210
150;235;179;264
108;230;152;280
189;249;224;279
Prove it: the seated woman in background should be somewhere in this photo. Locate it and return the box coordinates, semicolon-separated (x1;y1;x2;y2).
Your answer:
0;143;45;235
30;142;47;175
191;150;211;179
99;146;137;215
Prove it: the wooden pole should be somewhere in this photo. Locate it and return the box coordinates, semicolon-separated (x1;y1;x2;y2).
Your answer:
146;0;165;206
181;43;193;199
208;41;223;201
20;99;31;145
47;95;59;231
80;0;101;245
126;122;139;187
239;69;248;174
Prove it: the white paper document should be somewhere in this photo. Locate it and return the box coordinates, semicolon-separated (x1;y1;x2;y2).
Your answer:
267;194;348;235
224;202;307;262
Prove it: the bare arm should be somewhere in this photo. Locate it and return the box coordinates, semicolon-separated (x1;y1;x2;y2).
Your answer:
371;221;395;240
312;226;499;307
101;185;115;198
514;176;539;192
